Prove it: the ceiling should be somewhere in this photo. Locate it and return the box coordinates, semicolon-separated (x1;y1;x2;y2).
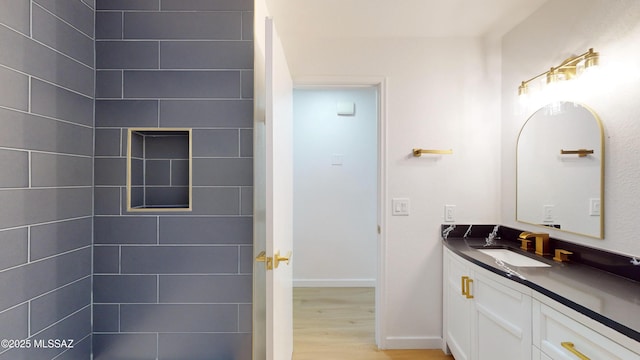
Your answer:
267;0;550;39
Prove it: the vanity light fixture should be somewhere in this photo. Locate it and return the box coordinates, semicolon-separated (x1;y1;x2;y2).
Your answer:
517;48;599;96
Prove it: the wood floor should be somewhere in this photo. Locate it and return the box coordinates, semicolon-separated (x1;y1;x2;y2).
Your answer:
293;287;454;360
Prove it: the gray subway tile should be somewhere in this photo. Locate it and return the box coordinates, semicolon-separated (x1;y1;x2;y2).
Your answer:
30;217;92;261
93;275;157;303
96;0;159;10
0;188;92;229
120;246;238;274
161;0;253;11
34;0;95;37
96;41;159;69
93;245;120;273
242;11;253;41
30;277;91;333
92;304;119;332
239;245;253;273
95;100;158;127
0;149;29;188
0;228;28;271
144;186;189;207
93;334;157;360
130;158;144;186
159;274;251;303
124;70;240;99
94;187;122;215
95;128;122;156
124;12;241;40
0;66;28;111
144;133;189;159
145;160;170;185
94;216;157;244
96;11;122;39
0;307;91;360
96;70;123;98
159;217;252;245
241;69;253;99
0;108;93;156
94;157;126;186
192;129;239;157
171;159;189;186
158;333;251;360
193;158;252;186
0;248;91;311
241;187;253;215
120;304;237;332
239;303;252;332
0;303;28;341
31;79;94;127
31;153;93;187
191;187;240;215
32;4;94;67
160;99;252;127
0;24;94;97
53;335;91;360
0;0;30;35
160;41;252;69
240;129;253;157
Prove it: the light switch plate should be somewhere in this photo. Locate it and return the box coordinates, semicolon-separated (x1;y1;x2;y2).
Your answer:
392;198;410;216
444;205;455;222
589;198;601;216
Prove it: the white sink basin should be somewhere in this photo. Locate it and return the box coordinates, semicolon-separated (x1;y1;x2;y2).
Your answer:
478;249;551;268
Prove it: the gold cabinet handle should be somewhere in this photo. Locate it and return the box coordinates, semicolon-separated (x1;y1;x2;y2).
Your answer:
461;276;474;299
465;278;474;299
461;276;467;296
273;250;292;269
561;342;590;360
255;251;273;270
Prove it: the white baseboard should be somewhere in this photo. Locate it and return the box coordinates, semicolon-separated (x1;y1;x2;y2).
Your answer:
293;278;376;287
378;336;443;350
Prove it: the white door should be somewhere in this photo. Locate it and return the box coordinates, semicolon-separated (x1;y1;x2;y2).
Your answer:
253;17;294;360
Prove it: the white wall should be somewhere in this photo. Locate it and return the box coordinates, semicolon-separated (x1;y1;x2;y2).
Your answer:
501;0;640;257
292;88;378;287
274;36;502;348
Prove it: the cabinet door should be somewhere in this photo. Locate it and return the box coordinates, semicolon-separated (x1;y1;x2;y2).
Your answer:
444;249;473;360
473;270;532;360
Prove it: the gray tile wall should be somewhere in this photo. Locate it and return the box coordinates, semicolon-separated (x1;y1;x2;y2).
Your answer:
93;0;254;359
0;1;95;359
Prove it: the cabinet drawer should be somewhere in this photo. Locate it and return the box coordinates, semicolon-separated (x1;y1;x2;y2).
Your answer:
534;302;639;360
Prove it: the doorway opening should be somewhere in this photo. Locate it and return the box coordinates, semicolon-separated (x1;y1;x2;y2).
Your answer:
291;84;384;355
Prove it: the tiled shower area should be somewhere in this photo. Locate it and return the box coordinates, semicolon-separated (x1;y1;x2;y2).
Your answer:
0;1;254;359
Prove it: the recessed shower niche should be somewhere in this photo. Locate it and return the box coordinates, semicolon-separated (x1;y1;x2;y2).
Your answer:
126;128;192;211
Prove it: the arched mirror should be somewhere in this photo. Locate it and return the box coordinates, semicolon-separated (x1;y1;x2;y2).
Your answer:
516;102;604;239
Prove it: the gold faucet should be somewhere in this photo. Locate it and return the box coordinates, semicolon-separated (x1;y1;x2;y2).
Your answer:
519;232;550;256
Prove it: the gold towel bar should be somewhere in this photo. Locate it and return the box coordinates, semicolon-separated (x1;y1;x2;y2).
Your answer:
413;148;453;157
560;149;594;157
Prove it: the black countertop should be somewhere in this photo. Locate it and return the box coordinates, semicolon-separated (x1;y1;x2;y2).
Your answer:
442;226;640;343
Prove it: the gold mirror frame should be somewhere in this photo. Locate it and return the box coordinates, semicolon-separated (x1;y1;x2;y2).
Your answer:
516;102;604;239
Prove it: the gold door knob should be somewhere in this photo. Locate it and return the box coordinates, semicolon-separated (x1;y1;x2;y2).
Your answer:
256;251;273;270
273;251;292;269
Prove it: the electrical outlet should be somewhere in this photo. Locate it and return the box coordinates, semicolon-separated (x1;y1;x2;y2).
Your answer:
444;205;455;222
392;198;410;216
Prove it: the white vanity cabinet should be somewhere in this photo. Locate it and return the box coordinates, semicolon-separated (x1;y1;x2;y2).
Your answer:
444;248;532;360
533;298;640;360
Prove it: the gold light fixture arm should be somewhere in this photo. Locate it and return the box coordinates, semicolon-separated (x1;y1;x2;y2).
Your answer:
517;48;599;94
413;148;453;157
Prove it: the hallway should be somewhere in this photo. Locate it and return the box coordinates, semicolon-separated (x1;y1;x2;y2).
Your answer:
293;288;454;359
